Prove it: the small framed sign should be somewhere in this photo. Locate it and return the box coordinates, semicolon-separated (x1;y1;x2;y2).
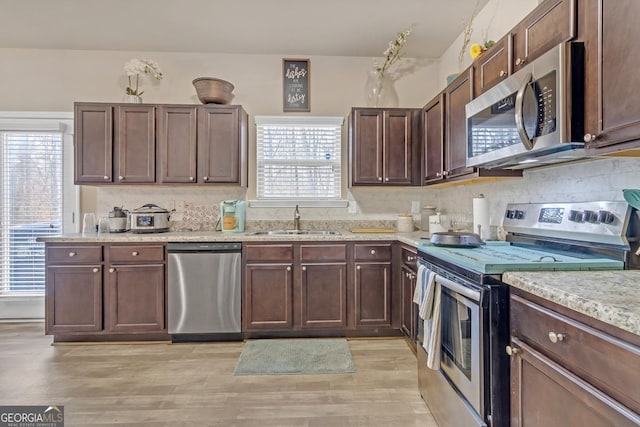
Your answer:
283;58;310;112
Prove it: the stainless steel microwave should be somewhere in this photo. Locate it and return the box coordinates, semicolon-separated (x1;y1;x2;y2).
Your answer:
465;42;585;169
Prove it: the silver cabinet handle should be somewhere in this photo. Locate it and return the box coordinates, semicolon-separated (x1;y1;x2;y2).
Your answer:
302;266;307;271
93;268;99;273
506;345;520;356
377;177;382;181
548;332;565;343
583;133;599;143
407;256;415;261
286;266;291;271
68;252;76;257
103;175;109;180
189;176;194;181
499;70;507;77
515;57;526;66
203;176;209;182
435;172;442;177
385;177;389;182
131;251;139;256
370;249;376;255
118;175;124;181
356;265;361;270
109;268;115;273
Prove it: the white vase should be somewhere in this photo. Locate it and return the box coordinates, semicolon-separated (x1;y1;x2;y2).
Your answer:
363;70;399;108
123;94;142;103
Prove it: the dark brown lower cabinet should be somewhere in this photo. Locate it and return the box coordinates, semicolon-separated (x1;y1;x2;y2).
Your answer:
243;263;293;330
107;264;165;332
354;262;392;328
400;264;417;341
509;290;640;426
510;337;639;427
45;265;102;333
300;263;347;329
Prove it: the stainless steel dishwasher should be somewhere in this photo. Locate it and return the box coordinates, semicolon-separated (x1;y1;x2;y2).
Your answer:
167;242;242;342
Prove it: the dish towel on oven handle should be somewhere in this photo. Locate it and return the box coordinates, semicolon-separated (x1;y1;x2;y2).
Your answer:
413;264;441;370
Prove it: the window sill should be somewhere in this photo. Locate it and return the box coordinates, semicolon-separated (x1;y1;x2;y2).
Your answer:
249;200;349;208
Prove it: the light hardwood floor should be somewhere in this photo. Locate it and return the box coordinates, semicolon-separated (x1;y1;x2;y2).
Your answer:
0;323;437;426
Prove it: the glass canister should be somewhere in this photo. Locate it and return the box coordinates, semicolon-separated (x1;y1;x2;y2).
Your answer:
421;205;437;231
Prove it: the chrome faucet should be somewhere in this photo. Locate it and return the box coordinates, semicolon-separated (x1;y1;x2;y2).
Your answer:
293;205;301;230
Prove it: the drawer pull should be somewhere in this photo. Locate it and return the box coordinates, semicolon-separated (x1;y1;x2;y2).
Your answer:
92;268;99;273
302;266;307;271
357;265;361;270
131;251;139;256
407;256;415;261
499;70;507;77
109;268;115;273
68;252;77;257
506;345;519;356
548;332;566;343
370;249;376;255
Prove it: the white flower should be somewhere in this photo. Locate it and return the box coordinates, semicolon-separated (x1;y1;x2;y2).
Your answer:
374;27;413;77
123;58;163;96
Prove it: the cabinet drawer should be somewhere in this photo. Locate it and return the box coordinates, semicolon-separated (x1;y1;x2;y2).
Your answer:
244;244;293;262
47;245;103;264
401;247;417;269
300;244;347;262
354;243;391;261
511;294;640;412
108;244;165;263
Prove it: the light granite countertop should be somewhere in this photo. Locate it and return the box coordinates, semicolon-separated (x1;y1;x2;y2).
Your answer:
37;229;427;249
503;271;640;337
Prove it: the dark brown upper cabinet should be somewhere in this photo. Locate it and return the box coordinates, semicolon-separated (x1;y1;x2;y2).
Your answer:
511;0;576;73
423;94;445;185
74;103;113;184
444;69;476;180
473;36;511;97
113;105;156;184
349;107;420;186
583;0;640;155
157;106;198;183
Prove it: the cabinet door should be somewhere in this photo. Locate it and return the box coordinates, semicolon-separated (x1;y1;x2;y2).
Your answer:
45;265;102;333
107;264;165;332
383;109;415;184
512;0;576;72
423;94;445;184
400;264;417;341
354;262;392;328
474;36;511;96
300;263;347;329
509;338;640;427
114;105;156;183
584;0;640;153
158;106;197;183
197;106;241;184
444;68;475;179
74;103;113;184
351;108;384;184
244;263;293;330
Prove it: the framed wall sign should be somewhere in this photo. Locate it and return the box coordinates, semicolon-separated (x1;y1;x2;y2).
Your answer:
283;58;310;112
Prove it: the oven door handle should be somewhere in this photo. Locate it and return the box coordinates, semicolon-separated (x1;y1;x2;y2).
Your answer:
435;274;481;303
514;72;535;150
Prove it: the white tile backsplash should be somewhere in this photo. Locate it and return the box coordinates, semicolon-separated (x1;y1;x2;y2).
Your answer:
96;157;640;228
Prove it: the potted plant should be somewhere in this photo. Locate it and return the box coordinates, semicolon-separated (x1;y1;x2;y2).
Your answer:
123;58;163;103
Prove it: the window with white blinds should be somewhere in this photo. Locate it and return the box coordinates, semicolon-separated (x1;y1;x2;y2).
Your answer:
255;116;343;201
0;131;63;296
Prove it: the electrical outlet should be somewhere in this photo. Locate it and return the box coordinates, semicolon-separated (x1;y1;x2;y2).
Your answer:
348;201;357;214
411;201;420;214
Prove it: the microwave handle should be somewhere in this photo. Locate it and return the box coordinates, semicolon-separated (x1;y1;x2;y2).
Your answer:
514;72;534;150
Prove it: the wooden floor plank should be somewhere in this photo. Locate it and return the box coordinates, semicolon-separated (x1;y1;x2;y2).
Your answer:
0;323;436;426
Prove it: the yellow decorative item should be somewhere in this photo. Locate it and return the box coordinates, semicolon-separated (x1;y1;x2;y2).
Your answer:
470;43;484;59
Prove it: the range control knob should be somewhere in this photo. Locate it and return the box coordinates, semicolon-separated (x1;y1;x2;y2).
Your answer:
515;210;525;220
597;210;615;224
583;210;598;223
568;210;583;222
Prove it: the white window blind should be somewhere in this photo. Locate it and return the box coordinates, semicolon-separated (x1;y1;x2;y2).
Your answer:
0;131;63;296
255;116;343;201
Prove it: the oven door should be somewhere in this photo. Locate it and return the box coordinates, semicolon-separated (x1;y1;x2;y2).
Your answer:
436;274;483;415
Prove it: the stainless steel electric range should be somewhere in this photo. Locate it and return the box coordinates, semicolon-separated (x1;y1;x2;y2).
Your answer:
416;201;639;427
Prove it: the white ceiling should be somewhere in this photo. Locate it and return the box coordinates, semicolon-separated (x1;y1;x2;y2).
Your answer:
0;0;489;59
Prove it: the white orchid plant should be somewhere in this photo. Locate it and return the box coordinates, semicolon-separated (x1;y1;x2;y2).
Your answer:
124;58;163;96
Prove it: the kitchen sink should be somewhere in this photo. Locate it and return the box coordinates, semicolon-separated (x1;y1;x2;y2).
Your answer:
250;230;341;236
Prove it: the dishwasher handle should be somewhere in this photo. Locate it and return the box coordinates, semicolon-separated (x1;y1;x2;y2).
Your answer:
168;242;242;252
